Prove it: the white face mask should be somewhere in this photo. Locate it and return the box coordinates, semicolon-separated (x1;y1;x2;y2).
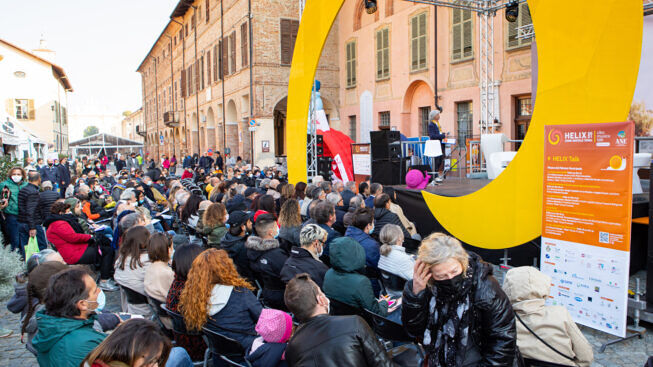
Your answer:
11;175;22;183
224;214;229;223
95;186;103;193
317;242;324;258
96;289;106;311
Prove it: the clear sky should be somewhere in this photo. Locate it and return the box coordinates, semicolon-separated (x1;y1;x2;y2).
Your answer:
0;0;178;124
634;16;653;110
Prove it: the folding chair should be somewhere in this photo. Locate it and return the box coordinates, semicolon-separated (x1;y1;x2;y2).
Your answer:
379;270;407;296
161;304;210;367
327;297;373;326
146;295;173;338
201;327;252;367
363;309;425;366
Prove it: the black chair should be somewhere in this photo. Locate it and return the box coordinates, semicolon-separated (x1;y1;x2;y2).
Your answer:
146;295;173;338
380;270;407;294
201;327;252;367
363;309;425;365
328;297;373;326
161;305;210;367
402;237;420;254
119;284;148;306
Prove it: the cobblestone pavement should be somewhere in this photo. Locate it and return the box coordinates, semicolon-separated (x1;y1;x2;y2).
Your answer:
1;276;651;366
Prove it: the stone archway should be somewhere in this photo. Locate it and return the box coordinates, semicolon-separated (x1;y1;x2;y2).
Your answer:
207;107;216;152
402;79;434;137
226;100;239;156
273;97;287;156
191;113;199;154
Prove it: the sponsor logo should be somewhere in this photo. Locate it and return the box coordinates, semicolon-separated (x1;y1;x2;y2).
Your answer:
618;131;626;138
560;279;573;285
575;297;583;302
548;129;562;145
577;283;590;289
588;277;602;283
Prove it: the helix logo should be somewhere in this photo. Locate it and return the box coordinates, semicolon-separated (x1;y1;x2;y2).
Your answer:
548;129;562;145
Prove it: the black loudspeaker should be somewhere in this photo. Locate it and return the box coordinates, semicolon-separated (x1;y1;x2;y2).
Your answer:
371;158;407;185
370;131;401;159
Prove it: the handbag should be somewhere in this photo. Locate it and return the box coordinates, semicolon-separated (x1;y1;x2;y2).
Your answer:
24;236;40;262
515;313;576;363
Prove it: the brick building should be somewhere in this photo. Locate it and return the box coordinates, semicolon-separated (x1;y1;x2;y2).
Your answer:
137;0;339;167
336;0;533;160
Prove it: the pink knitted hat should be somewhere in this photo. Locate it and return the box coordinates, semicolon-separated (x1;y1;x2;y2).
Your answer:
405;169;430;190
255;309;293;343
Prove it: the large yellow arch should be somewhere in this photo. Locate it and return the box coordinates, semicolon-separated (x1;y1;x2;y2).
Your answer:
286;0;643;249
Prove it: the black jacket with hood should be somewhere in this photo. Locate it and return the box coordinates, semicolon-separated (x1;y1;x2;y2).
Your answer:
221;232;254;281
372;207;411;239
401;252;518;367
245;236;289;309
280;246;329;288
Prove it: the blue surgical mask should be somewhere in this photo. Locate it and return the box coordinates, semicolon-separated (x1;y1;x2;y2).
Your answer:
96;289;106;311
369;224;375;233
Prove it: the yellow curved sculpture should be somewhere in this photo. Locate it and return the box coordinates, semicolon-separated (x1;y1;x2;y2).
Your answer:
286;0;643;249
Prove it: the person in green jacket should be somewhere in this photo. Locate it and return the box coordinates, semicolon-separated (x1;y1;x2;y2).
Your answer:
323;236;389;316
32;267;106;367
0;167;28;252
198;202;228;248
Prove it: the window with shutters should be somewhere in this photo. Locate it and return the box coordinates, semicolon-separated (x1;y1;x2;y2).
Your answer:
213;44;218;82
379;111;391;128
456;101;473;144
345;41;357;88
376;28;390;80
451;8;473;62
222;38;229;76
241;22;249;67
15;99;28;119
349;115;357;140
230;32;237;74
200;56;205;90
280;19;299;65
507;4;532;49
410;13;428;71
185;24;188;37
207;51;211;85
195;60;200;93
181;71;187;98
419;106;431;136
386;0;394;17
206;0;210;23
191;14;196;31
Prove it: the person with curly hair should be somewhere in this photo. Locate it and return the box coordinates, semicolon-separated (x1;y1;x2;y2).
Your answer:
179;249;262;355
198;202;228;248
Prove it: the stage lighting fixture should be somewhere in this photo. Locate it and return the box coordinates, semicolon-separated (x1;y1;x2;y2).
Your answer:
365;0;378;14
505;0;519;22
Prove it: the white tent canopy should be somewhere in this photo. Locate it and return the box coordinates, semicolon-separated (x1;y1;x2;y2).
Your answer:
69;133;143;158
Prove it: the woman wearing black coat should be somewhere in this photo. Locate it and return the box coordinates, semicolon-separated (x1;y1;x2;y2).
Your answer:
402;233;520;367
372;193;411;239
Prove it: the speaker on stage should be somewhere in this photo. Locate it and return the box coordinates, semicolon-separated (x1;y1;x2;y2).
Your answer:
370;130;401;160
371;157;409;185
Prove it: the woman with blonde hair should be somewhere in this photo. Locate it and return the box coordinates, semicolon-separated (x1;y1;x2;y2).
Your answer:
278;183;294;209
402;233;518;367
198;202;228;248
180;248;262;353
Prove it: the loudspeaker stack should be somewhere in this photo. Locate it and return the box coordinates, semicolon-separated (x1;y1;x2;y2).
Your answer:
370;130;407;185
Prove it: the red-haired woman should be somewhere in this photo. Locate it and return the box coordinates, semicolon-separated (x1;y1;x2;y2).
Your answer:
180;249;262;355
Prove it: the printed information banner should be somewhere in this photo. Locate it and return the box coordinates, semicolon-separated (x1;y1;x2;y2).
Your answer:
541;122;634;338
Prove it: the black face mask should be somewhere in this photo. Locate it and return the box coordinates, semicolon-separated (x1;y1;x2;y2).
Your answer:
433;273;464;295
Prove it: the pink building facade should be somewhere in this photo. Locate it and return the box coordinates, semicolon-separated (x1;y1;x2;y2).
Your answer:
334;0;534;158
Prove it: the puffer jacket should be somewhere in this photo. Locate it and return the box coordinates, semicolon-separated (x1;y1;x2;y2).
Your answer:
402;252;517;366
221;232;254;281
245;236;288;309
322;237;388;316
17;183;41;228
285;314;394;367
280;246;329;288
39;189;60;220
503;266;593;367
198;221;228;248
0;178;27;215
372;208;411;239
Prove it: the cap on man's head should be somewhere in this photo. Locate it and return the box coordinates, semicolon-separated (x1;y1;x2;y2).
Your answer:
244;187;258;198
227;210;249;227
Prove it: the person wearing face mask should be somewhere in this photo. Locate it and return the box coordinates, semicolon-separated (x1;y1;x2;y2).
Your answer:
280;224;329;288
220;210;255;283
402;233;519;367
284;273;395;367
0;167;28;252
32;268;110;367
245;214;289;310
39;159;60;190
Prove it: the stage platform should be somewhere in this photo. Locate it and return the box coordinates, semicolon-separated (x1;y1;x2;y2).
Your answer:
390;178;650;271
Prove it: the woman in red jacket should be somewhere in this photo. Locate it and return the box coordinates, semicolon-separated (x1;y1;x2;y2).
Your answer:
44;201;117;291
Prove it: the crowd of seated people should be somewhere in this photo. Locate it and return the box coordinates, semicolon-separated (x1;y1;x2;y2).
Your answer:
1;153;597;367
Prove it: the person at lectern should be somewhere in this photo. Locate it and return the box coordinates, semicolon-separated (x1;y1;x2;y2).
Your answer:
427;108;446;183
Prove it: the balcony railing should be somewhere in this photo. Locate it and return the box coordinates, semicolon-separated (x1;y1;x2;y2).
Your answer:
135;125;146;137
163;111;179;127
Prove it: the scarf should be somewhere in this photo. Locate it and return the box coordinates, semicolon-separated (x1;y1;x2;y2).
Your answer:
424;265;475;367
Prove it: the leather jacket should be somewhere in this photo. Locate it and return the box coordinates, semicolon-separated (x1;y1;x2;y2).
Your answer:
402;252;518;366
285;314;395;367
